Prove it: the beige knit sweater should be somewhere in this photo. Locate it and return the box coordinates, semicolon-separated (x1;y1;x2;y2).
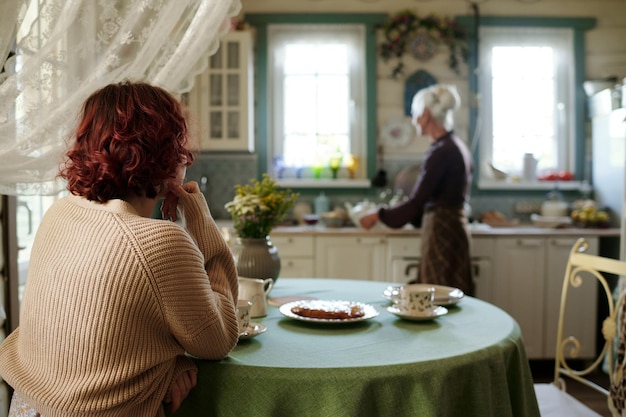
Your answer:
0;191;239;416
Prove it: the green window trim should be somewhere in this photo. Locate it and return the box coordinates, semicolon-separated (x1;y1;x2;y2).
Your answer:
455;16;596;194
245;13;387;187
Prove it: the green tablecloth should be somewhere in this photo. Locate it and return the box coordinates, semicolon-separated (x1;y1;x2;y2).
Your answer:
174;278;540;417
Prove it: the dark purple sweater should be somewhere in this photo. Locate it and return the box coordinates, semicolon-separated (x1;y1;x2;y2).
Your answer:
378;131;473;229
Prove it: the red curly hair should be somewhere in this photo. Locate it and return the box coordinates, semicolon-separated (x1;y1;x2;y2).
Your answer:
60;81;195;202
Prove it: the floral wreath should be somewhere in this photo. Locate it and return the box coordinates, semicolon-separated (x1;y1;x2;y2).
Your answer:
378;10;468;79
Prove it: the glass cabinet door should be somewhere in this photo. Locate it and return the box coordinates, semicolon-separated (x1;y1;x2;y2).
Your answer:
188;31;254;152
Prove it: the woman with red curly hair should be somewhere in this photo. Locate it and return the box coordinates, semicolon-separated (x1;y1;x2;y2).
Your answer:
0;81;240;417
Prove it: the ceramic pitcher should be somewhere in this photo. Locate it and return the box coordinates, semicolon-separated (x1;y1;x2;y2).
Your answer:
238;277;274;317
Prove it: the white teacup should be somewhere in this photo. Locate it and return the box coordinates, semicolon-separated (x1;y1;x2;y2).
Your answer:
237;299;252;333
238;277;274;318
397;285;435;315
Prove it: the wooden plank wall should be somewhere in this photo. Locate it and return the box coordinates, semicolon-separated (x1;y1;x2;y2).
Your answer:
240;0;626;158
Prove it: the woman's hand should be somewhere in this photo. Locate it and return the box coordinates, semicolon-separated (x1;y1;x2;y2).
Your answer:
164;368;198;413
359;210;380;230
161;181;199;222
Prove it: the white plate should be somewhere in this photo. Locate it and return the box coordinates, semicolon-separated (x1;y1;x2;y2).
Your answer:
383;284;464;306
380;118;414;149
279;300;379;324
530;213;572;228
238;322;267;340
387;305;448;321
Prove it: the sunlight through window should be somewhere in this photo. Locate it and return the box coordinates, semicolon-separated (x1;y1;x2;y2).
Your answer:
479;27;574;180
269;24;365;179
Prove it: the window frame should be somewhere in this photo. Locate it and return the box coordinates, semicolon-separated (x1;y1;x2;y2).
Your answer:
456;16;596;191
246;13;386;189
268;23;365;171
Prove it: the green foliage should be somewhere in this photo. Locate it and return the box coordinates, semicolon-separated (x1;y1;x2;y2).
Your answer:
224;174;299;238
378;10;468;78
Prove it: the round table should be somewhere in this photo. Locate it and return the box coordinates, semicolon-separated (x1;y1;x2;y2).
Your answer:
173;278;540;417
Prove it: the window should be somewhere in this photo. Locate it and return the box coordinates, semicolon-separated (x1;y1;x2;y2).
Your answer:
479;27;574;179
269;25;365;179
457;17;596;190
246;14;386;188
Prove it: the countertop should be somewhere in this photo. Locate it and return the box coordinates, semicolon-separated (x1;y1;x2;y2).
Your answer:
272;225;620;237
215;221;620;238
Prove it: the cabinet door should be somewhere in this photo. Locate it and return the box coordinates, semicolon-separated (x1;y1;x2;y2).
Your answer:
272;235;315;278
280;258;315;278
545;237;599;359
386;237;421;283
188;31;254;152
316;236;387;280
471;237;495;303
493;238;546;359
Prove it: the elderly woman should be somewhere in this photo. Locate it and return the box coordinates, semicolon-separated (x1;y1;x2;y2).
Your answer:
360;84;474;295
0;81;240;416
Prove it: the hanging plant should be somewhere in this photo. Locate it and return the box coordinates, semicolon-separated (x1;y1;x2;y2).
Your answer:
378;10;468;79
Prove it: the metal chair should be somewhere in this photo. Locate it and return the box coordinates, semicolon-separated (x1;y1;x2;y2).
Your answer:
534;237;626;417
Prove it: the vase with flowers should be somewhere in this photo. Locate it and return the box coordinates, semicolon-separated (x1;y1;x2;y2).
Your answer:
225;174;299;282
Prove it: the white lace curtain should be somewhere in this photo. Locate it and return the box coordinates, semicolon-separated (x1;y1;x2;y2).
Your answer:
0;0;241;196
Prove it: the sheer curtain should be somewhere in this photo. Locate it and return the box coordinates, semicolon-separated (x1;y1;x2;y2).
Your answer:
0;0;241;196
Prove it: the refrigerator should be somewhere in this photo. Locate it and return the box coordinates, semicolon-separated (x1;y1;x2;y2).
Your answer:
591;90;626;260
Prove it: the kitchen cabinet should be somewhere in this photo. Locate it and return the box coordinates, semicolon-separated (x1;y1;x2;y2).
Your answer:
272;235;315;278
491;236;599;359
544;237;598;359
269;227;606;360
386;237;421;284
315;236;387;280
471;237;495;303
493;238;547;358
187;31;254;152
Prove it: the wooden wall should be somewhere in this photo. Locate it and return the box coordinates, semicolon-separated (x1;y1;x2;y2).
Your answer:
239;0;626;159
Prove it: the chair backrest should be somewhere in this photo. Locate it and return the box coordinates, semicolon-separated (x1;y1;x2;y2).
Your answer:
553;238;626;403
609;288;626;415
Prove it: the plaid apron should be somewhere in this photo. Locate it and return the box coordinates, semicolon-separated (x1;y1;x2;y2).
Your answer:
419;207;474;296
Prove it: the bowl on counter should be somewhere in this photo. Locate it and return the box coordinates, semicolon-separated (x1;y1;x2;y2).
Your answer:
530;213;572;228
321;212;345;228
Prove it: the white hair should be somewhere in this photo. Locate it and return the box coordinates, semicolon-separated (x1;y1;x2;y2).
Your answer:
411;84;461;131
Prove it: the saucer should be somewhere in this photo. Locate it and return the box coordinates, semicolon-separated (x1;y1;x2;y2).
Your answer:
386;305;448;321
239;322;267;340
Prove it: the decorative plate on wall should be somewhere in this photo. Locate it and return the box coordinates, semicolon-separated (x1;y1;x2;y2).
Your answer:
380;118;415;149
410;33;438;61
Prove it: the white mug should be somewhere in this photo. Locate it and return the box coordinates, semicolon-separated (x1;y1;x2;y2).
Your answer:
398;285;435;315
236;299;252;333
238;277;274;318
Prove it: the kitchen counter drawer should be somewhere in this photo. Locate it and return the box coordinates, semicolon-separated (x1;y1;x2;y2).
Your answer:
387;237;421;257
280;258;315;278
271;235;314;257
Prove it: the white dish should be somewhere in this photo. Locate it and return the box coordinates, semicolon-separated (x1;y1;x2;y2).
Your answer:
530;213;572;228
238;322;267;340
387;305;448;321
380;118;414;149
383;284;464;306
279;300;379;324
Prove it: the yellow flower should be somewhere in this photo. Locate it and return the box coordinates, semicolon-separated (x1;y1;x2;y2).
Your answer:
225;174;299;238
